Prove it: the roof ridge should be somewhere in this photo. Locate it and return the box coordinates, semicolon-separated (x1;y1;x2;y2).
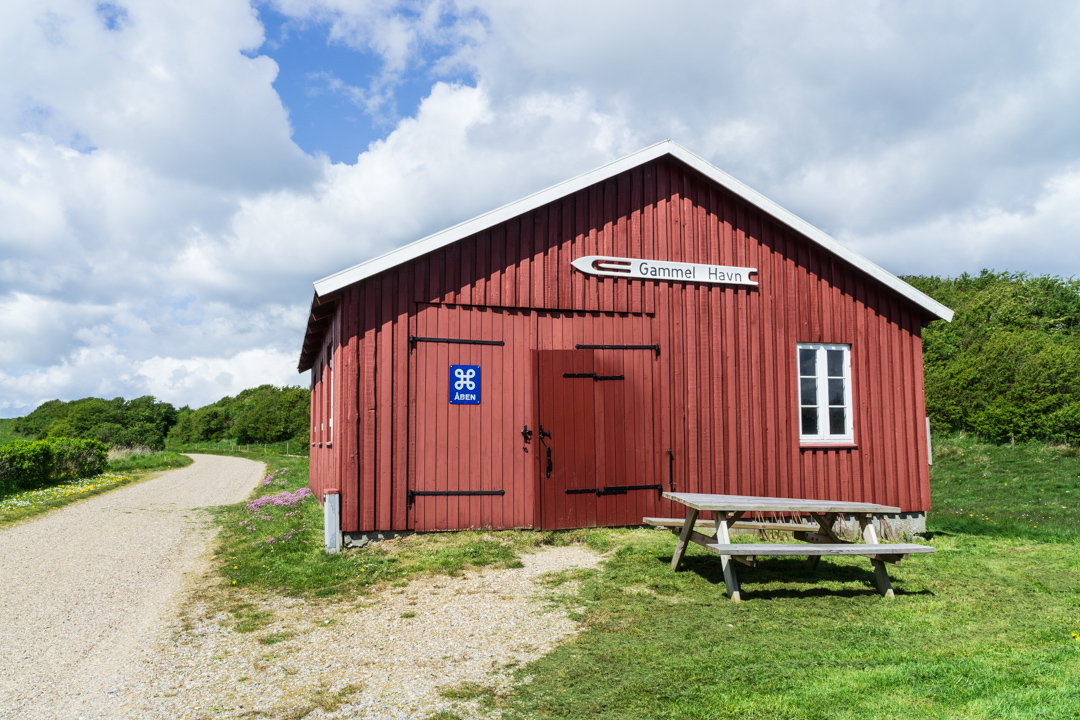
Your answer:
309;140;952;323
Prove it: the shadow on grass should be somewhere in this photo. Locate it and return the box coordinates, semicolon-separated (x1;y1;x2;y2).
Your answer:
669;554;936;600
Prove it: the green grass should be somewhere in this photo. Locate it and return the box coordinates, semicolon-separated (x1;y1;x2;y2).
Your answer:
927;433;1080;541
172;439;308;457
500;435;1080;719
0;418;23;445
201;439;1080;719
0;471;145;526
212;448;613;597
504;529;1079;720
106;449;192;474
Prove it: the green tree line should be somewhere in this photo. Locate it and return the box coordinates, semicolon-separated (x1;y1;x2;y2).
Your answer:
10;385;309;450
167;385;309;446
906;270;1080;443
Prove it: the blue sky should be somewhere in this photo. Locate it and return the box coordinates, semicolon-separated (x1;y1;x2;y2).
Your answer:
2;0;1080;417
256;4;478;163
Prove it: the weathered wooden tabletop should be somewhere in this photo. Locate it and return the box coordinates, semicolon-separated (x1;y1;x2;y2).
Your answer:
663;491;901;515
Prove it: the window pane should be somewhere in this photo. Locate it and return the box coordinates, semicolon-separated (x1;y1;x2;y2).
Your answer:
828;378;845;406
801;407;818;435
827;349;844;377
799;348;816;376
800;378;818;405
829;407;846;435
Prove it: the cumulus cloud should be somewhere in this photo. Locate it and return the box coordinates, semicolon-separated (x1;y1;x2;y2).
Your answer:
2;0;1080;417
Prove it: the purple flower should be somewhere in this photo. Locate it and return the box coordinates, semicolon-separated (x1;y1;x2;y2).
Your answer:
246;488;312;512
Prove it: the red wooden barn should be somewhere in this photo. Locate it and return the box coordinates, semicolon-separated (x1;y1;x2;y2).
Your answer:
298;141;952;542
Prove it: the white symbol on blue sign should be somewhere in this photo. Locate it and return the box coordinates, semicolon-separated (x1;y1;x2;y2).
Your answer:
449;365;481;405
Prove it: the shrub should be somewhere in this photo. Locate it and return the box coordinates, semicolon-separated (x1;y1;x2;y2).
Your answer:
50;438;108;480
0;437;108;495
906;271;1080;443
0;440;54;494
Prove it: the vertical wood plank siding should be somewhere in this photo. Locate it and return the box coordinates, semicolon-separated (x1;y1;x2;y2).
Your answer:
310;158;933;532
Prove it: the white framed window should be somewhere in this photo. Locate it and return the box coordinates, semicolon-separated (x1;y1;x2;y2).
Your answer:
797;343;853;444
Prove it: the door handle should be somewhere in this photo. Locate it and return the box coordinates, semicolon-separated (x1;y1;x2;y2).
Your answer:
546;446;552;478
521;424;533;444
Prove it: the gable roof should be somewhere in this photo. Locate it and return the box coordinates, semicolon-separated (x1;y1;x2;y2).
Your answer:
301;141;952;370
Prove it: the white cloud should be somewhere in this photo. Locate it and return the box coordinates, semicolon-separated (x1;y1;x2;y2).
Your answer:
3;0;1080;418
223;81;639;284
847;169;1080;276
135;347;304;407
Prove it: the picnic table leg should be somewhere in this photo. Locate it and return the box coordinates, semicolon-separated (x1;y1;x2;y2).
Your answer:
714;514;742;602
858;514;894;598
670;507;699;571
804;512;839;571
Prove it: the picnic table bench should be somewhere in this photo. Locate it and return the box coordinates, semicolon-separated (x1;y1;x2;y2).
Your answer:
651;492;934;602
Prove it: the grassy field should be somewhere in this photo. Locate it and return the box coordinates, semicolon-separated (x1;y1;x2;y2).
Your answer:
106;449;192;474
0;418;23;445
199;438;1079;720
498;436;1080;720
926;433;1079;541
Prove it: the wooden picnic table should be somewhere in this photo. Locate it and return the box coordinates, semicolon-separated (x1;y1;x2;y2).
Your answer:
657;492;935;602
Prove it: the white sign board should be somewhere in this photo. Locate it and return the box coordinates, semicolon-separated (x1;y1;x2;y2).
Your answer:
571;255;757;286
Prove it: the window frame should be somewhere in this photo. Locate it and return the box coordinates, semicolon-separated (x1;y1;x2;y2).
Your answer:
796;343;854;445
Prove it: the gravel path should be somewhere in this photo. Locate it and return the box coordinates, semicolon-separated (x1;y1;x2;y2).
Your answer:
117;544;601;720
0;454;264;720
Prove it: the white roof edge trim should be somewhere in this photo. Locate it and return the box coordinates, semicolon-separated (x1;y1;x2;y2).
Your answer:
313;140;953;323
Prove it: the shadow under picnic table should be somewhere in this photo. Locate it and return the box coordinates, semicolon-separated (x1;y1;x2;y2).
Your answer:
667;554;936;600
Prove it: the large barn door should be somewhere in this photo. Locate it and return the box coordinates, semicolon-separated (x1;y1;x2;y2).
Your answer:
537;312;661;529
410;303;537;531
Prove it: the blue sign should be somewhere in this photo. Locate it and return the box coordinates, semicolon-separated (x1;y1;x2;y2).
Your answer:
449;365;481;405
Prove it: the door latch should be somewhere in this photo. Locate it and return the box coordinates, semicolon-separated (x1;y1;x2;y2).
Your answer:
521;424;533;444
539;424;551;440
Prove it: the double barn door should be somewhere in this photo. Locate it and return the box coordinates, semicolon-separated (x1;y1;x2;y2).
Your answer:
411;303;663;531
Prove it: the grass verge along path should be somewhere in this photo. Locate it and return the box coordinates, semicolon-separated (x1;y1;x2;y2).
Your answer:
195;440;1080;720
205;448;612;599
0;452;192;528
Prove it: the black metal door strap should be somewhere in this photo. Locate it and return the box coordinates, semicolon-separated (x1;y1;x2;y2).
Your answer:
408;490;506;498
561;373;625;381
565;484;663;495
575;343;660;357
409;336;505;346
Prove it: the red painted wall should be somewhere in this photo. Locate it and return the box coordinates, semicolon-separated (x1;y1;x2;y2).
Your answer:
307;157;933;532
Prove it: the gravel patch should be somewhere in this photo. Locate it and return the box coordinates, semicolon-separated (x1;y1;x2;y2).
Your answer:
0;454;264;720
116;544;601;720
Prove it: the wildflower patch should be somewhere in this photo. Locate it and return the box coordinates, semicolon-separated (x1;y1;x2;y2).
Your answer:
0;472;132;518
237;476;313;549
